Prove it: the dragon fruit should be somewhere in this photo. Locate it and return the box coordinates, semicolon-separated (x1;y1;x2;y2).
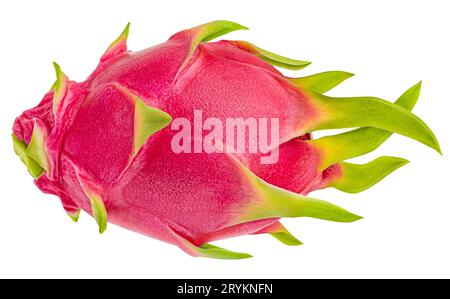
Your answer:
12;20;440;259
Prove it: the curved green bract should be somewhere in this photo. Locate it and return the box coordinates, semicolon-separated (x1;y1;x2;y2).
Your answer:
25;124;49;172
311;82;424;169
332;157;409;193
247;184;362;222
288;71;354;94
197;243;253;260
115;84;173;155
134;100;173;155
88;193;107;234
309;91;441;155
171;226;252;259
177;20;248;77
235;40;311;70
52;62;68;116
67;210;81;222
254;222;302;245
394;81;422;110
106;22;130;52
12;134;44;179
231;155;362;224
194;20;248;43
313;127;390;170
270;231;302;246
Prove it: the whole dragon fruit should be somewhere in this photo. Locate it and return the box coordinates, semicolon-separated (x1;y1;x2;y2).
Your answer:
13;20;440;259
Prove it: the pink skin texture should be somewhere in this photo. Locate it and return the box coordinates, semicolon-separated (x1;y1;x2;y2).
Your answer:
12;21;440;259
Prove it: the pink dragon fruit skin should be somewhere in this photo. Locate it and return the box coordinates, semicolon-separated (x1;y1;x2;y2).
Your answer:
12;21;441;259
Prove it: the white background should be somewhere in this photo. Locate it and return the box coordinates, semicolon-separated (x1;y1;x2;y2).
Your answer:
1;0;449;278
